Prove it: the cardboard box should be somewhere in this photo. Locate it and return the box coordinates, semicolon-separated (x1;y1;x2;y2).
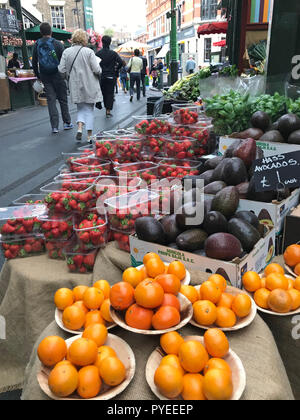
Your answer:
218;137;300;158
283;204;300;251
130;228;276;289
0;78;10;111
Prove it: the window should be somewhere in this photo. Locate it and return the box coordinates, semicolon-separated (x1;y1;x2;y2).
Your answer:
204;38;212;62
50;6;65;30
201;0;218;21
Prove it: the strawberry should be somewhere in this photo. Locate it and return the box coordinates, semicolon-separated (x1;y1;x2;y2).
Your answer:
59;221;69;233
79;232;90;243
22;219;34;231
73;255;84;267
24;244;32;253
83;254;95;268
4;250;14;259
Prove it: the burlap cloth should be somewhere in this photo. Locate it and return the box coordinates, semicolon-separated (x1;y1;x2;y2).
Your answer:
0;243;297;399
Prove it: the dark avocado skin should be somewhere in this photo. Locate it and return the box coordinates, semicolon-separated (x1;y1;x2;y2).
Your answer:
234;211;260;230
160;215;183;244
211;187;240;219
203;211;228;235
204;181;227;195
228;218;261;253
135;217;166;245
221;158;248;186
205;233;243;261
176;229;208;252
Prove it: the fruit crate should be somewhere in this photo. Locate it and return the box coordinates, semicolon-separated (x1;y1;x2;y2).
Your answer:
0;205;47;240
93;136;143;162
133;116;171;136
38;213;74;241
0;234;45;259
157;159;202;179
64;240;98;273
73;211;108;250
13;194;46;205
69;157;112;175
171;104;203;125
114;161;159;185
112;228;134;253
104;189;159;232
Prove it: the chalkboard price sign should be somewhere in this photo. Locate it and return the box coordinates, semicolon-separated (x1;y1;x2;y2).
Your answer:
0;9;19;35
253;151;300;192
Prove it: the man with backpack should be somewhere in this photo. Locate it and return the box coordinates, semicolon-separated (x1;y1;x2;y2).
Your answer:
32;22;73;134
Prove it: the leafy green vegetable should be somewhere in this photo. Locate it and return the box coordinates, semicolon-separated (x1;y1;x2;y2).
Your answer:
287;98;300;118
250;93;287;122
164;67;211;101
218;65;239;78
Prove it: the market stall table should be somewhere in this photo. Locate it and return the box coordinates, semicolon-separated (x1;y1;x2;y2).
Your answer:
8;76;36;109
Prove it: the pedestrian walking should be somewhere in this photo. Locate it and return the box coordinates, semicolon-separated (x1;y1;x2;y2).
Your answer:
157;59;164;89
141;55;148;97
96;36;123;118
120;61;128;94
127;49;143;102
151;59;159;88
58;29;102;143
186;56;197;74
32;22;73;134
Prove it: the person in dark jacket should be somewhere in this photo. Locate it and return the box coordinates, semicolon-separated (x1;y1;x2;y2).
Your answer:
96;35;123;118
32;22;72;134
8;53;20;69
141;55;148;97
119;61;128;94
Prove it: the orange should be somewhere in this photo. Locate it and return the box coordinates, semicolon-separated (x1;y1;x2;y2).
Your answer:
152;306;180;330
77;366;102;399
139;266;148;280
143;252;161;265
160;354;185;376
72;285;88;302
203;369;233;400
122;267;144;288
160;331;184;355
215;307;236;328
84;310;105;328
54;288;74;311
204;328;229;358
154;365;183;399
167;261;186;281
294;263;300;277
146;258;166;278
242;272;261;293
134;279;164;309
294;277;300;292
284;244;300;267
37;336;67;367
155;274;181;295
264;263;285;276
267;289;293;313
200;281;222;304
288;278;295;290
82;323;108;347
98;356;126;386
181;374;206;400
93;280;110;299
83;287;104;310
100;299;114;323
260;277;267;288
232;294;252;318
55;360;73;368
110;282;135;311
266;273;289;291
62;305;86;331
94;346;117;369
73;300;89;315
288;289;300;311
179;285;199;304
209;274;227;293
254;288;271;310
68;337;98;367
160;293;181;312
178;340;209;373
193;300;217;326
203;358;232;376
48;363;79;398
125;304;153;330
217;293;234;309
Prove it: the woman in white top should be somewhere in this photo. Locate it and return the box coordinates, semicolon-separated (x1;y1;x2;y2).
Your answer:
127;49;143;102
58;29;102;143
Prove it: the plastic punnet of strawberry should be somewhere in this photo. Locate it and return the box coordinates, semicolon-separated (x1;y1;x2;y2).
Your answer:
171;104;203;125
38;214;74;241
0;234;45;259
64;240;98;273
132;116;171;136
45;236;74;260
70;157;111;175
114;161;159;185
73;211;107;250
112;228;134;253
0;205;47;239
157;158;202;179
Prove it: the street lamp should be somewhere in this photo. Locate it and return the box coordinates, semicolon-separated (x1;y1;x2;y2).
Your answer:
168;0;179;85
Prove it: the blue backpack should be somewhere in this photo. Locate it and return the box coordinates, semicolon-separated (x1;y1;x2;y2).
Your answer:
37;38;59;75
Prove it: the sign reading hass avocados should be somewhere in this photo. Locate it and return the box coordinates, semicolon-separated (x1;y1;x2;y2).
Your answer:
253;151;300;192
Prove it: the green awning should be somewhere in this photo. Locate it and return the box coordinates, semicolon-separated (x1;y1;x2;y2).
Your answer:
25;26;72;41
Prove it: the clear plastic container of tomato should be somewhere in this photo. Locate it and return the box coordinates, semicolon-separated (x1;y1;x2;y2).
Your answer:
114;161;159;184
73;211;108;250
158;159;202;179
104;189;159;232
0;234;45;259
171;104;203;125
133;115;171;136
64;239;98;273
112;228;134;253
38;213;74;241
13;194;46;206
45;237;73;260
70;157;111;175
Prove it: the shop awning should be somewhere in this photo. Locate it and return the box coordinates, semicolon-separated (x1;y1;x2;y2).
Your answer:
213;40;226;47
197;21;228;36
156;43;169;59
25;26;72;41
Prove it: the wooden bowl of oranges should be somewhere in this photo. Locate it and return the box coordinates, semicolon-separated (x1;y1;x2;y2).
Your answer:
146;329;246;400
109;254;193;335
242;263;300;316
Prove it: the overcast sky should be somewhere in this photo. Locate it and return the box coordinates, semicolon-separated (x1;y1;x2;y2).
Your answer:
92;0;147;34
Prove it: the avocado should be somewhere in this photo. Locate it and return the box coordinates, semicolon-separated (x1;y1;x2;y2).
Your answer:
198;170;215;186
247;177;275;203
234;211;260;230
204;196;214;217
288;129;300;144
278;113;300;139
211;186;240;219
251;111;271;132
135;217;166;245
182;172;213;190
228;218;261;253
160;214;183;244
205;233;243;261
224;140;242;158
204;181;227;195
183;188;202;205
212;158;232;181
260;130;285;143
233;138;257;168
236;128;264;140
176;229;208;252
176;202;203;230
236;182;250;199
203;211;228;235
203;156;224;171
221;158;248;186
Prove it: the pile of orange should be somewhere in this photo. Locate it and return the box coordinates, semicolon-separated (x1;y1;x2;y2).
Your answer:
186;274;252;328
110;253;187;331
284;244;300;276
243;263;300;314
155;329;233;400
54;280;113;332
37;325;126;399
